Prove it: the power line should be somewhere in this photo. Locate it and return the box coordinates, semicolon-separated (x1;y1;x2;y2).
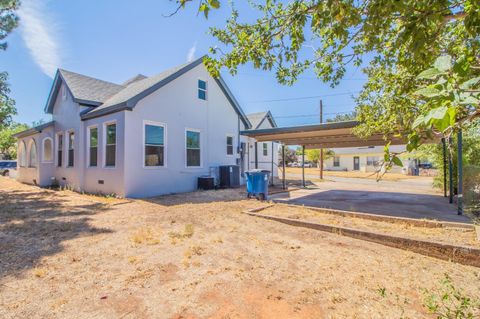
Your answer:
247;91;360;103
273;111;354;119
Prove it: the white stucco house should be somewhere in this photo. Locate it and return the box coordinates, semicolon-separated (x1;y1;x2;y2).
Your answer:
324;145;414;173
14;57;277;198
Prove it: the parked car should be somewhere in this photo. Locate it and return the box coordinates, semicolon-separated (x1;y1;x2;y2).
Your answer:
0;161;17;176
303;162;313;168
418;163;433;169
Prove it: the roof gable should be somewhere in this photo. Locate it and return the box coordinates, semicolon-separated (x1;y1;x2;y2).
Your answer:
246;111;277;129
80;56;251;128
45;69;124;113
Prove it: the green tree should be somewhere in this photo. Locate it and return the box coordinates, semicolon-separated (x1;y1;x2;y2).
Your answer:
173;1;480;157
0;122;28;159
0;0;20;128
326;111;357;123
278;147;297;166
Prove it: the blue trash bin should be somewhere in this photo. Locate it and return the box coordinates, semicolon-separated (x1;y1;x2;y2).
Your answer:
245;170;271;200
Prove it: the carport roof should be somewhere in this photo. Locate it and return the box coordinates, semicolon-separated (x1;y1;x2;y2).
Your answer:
240;120;408;148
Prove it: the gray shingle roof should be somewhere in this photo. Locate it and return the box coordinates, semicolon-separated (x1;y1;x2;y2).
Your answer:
246;111;277;129
13;121;55;139
122;74;147;86
59;69;124;104
43;57;251;128
92;61;193;112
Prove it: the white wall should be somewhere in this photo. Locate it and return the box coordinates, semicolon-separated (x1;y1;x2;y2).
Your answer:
82;112;126;196
51;83;84;190
17;126;56;186
123;63;242;197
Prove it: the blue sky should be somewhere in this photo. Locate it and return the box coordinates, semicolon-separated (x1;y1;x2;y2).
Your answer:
2;0;366;127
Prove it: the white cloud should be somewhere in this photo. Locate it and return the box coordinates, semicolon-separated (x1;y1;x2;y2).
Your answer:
187;42;197;62
18;0;61;78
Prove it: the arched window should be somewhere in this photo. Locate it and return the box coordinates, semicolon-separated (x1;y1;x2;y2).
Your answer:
28;140;38;168
18;141;27;167
42;137;53;162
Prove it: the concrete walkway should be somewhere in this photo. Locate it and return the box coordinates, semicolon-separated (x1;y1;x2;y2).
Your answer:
271;176;471;223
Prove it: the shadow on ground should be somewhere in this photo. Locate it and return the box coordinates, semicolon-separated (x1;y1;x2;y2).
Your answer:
0;188;112;278
273;189;470;223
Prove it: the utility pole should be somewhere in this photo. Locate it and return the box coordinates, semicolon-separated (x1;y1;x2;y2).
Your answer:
319;99;324;179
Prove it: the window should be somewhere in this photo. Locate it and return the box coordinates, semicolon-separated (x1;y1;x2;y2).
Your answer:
226;136;233;155
28;140;37;168
18;141;27;167
263;143;268;156
186;130;200;167
333;156;340;167
57;133;63;167
62;85;67;100
198;79;207;100
105;123;116;167
88;127;98;167
67;131;74;167
144;123;165;167
42;138;53;162
367;156;380;167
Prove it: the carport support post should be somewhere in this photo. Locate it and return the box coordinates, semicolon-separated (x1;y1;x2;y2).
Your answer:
442;138;447;197
270;141;274;186
254;142;258;169
302;145;306;188
282;144;286;190
448;138;453;204
457;130;463;215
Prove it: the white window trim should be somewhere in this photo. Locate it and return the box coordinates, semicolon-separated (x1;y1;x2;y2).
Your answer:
185;128;202;168
41;137;54;163
198;78;207;101
226;134;234;157
86;125;98;168
103;120;117;169
66;129;75;168
27;139;38;168
18;140;27;167
262;142;268;157
143;120;167;169
55;131;65;168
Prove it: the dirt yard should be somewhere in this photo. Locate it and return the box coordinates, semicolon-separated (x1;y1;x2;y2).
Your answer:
1;177;479;318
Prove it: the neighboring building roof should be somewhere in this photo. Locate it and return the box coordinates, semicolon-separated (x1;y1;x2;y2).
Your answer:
43;57;251;128
13;121;55;139
332;145;407;155
246;111;277;129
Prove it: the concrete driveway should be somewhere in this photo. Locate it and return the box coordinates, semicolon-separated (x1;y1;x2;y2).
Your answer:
271;176;471;223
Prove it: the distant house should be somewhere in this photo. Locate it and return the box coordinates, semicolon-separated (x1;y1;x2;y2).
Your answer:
245;111;279;174
14;57;277;197
324;145;414;173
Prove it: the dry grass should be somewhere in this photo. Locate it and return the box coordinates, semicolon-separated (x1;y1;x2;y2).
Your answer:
130;226;161;245
259;204;479;248
1;176;479;319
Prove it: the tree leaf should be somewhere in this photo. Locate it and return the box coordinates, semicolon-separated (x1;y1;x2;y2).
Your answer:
428;106;448;120
392;156;403;167
208;0;220;9
415;87;441;98
412;115;425;128
417;68;444;79
459;77;480;90
459;95;479;105
434;55;452;72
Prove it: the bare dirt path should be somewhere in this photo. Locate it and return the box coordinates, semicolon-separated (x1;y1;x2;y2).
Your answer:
1;177;479;318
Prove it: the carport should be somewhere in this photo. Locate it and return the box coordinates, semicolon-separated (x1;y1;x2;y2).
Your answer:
241;121;465;216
